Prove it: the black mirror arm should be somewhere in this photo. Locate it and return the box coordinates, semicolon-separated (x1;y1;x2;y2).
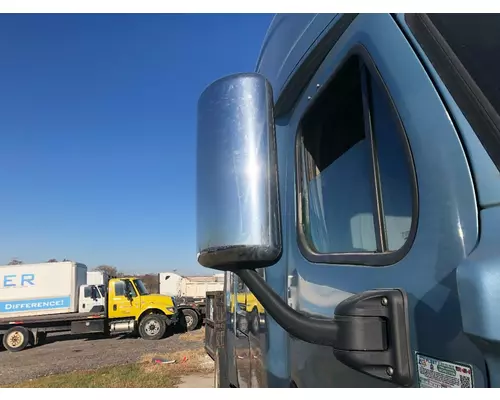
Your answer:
237;269;351;347
237;269;414;387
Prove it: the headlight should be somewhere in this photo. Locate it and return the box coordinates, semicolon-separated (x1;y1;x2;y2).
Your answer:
166;307;175;313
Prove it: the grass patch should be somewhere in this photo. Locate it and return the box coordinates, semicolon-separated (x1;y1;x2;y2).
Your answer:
7;363;180;388
179;328;205;342
7;347;213;388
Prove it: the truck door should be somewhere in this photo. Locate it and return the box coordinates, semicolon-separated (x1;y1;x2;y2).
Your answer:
108;279;141;319
79;285;104;313
285;13;486;387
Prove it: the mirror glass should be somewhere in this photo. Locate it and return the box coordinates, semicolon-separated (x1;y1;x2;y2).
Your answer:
196;73;281;270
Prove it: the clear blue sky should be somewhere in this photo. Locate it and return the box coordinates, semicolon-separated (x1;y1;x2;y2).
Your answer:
0;13;274;275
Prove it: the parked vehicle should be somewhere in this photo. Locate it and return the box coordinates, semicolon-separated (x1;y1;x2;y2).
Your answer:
0;261;178;352
196;14;500;388
158;272;224;331
158;272;224;299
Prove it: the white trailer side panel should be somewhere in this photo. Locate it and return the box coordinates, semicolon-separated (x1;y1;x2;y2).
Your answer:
158;272;183;297
182;280;224;298
0;261;86;318
158;272;225;298
87;271;108;286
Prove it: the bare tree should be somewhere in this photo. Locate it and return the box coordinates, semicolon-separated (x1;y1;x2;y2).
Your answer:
137;273;159;293
8;258;23;265
93;265;119;277
47;258;58;263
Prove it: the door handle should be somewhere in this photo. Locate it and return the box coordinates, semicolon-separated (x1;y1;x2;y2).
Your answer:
113;304;117;311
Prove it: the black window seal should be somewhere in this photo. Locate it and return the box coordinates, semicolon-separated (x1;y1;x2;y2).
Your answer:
274;13;358;118
295;44;419;267
405;13;500;173
360;61;388;252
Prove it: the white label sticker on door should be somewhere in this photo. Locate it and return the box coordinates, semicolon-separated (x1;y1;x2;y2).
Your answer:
416;353;473;388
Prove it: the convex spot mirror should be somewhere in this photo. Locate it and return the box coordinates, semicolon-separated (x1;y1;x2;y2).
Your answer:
196;73;281;271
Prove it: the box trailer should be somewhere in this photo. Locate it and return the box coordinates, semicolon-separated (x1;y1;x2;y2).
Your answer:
0;261;87;319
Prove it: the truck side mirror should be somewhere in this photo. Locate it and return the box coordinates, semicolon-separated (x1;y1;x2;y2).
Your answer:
197;73;282;271
90;286;99;300
196;73;414;386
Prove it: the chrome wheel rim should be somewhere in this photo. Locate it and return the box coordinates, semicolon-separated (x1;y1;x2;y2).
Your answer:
145;320;161;336
6;331;24;348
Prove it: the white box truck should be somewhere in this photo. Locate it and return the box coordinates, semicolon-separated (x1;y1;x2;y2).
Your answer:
158;272;225;331
0;261;179;352
0;261;87;318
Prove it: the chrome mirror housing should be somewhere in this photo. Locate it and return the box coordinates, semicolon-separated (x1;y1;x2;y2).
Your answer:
196;73;281;270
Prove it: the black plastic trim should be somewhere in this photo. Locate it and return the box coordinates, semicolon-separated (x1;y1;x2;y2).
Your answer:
70;319;105;335
333;289;414;387
274;13;358;118
295;44;419;267
405;13;500;173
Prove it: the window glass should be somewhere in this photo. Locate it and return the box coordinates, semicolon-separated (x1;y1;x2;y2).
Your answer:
84;286;101;299
125;280;137;297
114;281;125;296
134;279;149;295
300;55;414;256
301;57;377;253
370;78;413;251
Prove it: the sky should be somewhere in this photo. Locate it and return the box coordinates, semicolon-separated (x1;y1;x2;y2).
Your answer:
0;13;274;275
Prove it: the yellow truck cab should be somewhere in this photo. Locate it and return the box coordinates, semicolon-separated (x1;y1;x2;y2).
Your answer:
106;277;178;340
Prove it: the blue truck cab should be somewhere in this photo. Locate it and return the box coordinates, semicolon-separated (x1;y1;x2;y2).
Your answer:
196;14;500;388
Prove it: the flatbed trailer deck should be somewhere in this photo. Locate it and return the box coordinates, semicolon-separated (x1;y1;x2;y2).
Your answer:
0;311;105;326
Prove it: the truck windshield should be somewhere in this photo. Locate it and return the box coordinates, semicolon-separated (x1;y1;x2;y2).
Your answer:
134;279;149;295
407;14;500;170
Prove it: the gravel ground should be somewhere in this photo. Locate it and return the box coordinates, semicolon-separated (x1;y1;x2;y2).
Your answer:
0;329;205;387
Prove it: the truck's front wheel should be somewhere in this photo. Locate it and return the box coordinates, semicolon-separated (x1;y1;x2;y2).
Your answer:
138;314;167;340
3;326;30;352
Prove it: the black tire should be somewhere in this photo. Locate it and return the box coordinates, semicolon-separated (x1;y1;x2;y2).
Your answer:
3;326;30;352
182;308;199;332
138;314;167;340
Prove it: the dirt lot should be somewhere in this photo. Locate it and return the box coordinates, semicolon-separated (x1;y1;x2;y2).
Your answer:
0;328;213;387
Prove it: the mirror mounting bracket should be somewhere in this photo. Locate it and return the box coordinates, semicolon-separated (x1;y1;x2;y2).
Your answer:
237;269;414;387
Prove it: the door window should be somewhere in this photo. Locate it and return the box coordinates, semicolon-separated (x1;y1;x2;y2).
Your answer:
298;54;416;264
114;281;125;296
84;286;101;298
